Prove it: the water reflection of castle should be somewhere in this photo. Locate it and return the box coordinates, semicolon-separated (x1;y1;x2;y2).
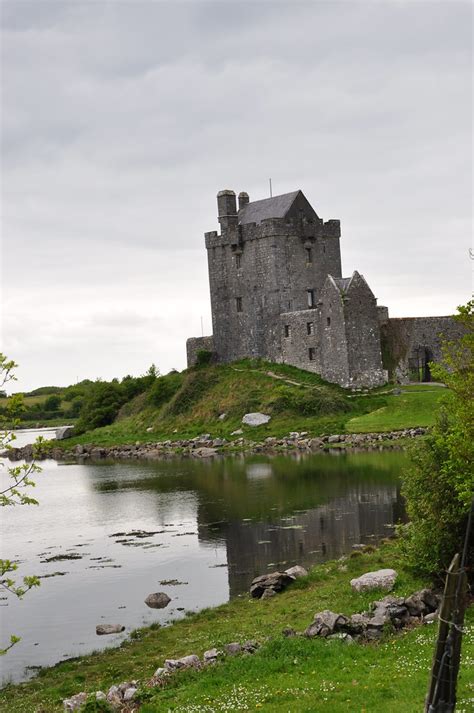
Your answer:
198;463;404;597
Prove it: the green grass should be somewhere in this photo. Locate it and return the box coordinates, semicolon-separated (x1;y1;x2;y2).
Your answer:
346;386;448;433
53;363;448;451
1;542;472;712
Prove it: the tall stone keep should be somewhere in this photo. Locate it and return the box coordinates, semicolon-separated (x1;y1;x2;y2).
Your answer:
205;189;342;364
186;188;463;388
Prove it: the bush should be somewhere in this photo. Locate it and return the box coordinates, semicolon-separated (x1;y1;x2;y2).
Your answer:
269;386;349;416
163;369;218;417
400;301;473;581
75;381;126;434
148;372;183;408
196;349;213;367
43;395;61;411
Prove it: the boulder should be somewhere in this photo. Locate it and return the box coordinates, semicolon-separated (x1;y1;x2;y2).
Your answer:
327;435;340;443
165;654;200;670
218;413;227;421
203;648;222;664
96;624;125;636
123;687;138;702
404;592;429;617
304;610;349;638
225;642;242;655
350;569;397;593
249;571;295;599
144;592;171;609
285;565;308;579
261;588;276;599
193;447;218;458
242;640;259;653
63;692;87;711
56;426;74;440
327;632;354;644
95;692;107;701
231;429;243;436
242;413;271;427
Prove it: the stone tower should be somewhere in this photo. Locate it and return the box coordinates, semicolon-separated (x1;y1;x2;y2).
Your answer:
205;189;343;363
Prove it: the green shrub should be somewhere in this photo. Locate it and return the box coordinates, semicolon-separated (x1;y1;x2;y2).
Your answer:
196;349;213;367
269;386;349;416
148;372;183;408
400;301;474;581
75;381;126;434
163;369;218;417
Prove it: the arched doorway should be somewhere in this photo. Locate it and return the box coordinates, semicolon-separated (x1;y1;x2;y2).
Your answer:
408;346;433;382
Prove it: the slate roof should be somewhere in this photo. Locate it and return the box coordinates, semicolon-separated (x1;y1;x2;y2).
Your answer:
333;277;353;293
238;190;301;225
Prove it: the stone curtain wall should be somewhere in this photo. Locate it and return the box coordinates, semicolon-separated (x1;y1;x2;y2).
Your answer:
381;316;466;383
186;336;215;367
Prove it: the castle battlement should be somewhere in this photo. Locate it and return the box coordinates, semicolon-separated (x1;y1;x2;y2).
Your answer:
187;189;464;388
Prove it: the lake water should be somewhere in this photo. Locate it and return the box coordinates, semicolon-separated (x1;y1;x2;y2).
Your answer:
0;429;407;685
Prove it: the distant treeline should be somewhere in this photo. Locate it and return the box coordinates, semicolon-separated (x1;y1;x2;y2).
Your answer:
0;365;168;428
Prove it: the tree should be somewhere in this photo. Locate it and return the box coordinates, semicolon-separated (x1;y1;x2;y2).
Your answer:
0;354;42;654
43;394;61;411
400;300;474;581
74;380;126;434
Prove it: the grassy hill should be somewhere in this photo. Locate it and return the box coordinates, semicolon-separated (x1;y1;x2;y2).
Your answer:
61;360;448;447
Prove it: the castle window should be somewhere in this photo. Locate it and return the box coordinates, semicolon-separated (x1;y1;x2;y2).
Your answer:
323;244;326;253
235;253;242;269
284;325;291;338
307;322;314;335
305;248;312;265
287;300;292;311
307;289;315;308
308;347;315;361
236;297;243;313
327;317;331;326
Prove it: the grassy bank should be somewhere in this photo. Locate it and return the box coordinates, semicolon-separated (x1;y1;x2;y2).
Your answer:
50;361;447;450
1;542;472;712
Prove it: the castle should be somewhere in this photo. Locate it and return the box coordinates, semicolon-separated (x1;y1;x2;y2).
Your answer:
187;189;463;388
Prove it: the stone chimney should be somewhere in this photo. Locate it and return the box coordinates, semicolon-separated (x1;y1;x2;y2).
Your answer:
238;191;250;210
217;190;237;231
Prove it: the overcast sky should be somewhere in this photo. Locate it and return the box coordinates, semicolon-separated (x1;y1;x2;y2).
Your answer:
1;0;472;392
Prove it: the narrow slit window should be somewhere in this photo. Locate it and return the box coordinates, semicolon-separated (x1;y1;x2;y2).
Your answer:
307;322;314;335
284;325;290;338
307;289;315;308
327;316;331;326
308;347;315;361
235;253;242;269
305;247;312;264
236;297;243;313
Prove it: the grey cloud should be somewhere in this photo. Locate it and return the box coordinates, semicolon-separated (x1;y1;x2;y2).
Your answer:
1;0;471;391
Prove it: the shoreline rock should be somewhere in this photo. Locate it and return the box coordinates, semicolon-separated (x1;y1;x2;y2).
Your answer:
5;427;428;463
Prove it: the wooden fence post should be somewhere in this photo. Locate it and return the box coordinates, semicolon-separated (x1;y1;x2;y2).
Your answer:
425;553;468;712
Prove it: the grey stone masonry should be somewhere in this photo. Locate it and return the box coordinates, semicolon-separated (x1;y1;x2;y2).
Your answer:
186;188;464;389
186;336;215;367
381;316;466;383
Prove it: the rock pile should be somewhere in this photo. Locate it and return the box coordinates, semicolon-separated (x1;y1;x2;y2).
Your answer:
63;640;261;710
6;428;428;463
302;588;440;643
63;681;138;711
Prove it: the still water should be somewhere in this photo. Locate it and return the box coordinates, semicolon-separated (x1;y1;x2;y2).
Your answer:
0;431;407;685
